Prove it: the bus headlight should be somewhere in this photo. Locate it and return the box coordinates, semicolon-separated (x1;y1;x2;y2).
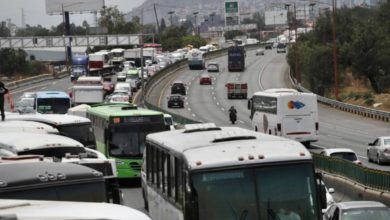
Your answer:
116;161;125;166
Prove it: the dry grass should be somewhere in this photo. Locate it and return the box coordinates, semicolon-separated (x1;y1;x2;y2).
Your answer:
339;72;390;112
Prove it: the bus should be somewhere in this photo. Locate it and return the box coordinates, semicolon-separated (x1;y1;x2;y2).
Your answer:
248;88;319;147
188;50;205;70
6;114;96;149
0;199;151;220
142;123;326;220
86;103;168;179
228;46;245;71
35;91;71;114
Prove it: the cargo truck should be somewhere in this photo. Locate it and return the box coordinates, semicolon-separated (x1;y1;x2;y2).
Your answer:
225;82;248;99
70;76;105;105
227;46;246;71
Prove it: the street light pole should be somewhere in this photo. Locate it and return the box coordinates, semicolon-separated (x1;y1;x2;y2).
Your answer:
332;0;339;100
168;11;174;26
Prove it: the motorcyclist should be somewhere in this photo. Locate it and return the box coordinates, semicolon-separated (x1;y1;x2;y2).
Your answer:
228;106;237;124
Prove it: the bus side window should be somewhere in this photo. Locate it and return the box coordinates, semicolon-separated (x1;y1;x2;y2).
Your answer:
170;155;176;199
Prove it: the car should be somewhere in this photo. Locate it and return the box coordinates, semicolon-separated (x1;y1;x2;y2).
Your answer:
323;201;390;220
106;91;131;103
276;43;287;53
367;136;390;164
170;81;186;96
320;148;362;165
319;180;336;213
265;43;273;50
199;74;212;85
255;48;265;56
15;98;35;114
114;82;131;95
207;62;219;72
167;95;185;108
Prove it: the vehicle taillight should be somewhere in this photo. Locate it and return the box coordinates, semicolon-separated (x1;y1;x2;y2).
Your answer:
315;122;319;130
277;123;281;132
241;84;247;89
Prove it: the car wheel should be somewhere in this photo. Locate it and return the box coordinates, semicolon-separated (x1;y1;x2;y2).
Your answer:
367;151;372;162
376;154;382;165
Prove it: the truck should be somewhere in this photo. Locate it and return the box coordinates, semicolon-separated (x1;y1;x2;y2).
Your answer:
124;48;142;67
70;54;89;81
225;82;248;99
70;76;105;105
88;51;115;77
227;46;246;71
110;48;125;67
188;50;205;70
143;48;157;64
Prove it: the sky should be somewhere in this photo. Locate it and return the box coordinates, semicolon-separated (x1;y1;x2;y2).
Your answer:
0;0;145;28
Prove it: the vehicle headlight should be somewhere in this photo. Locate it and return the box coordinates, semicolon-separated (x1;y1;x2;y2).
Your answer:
116;161;125;166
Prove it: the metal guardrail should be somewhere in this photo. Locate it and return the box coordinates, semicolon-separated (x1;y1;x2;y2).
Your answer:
313;152;390;192
5;71;69;90
290;74;390;122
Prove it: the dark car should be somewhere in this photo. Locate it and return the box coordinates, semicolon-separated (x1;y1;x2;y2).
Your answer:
171;81;186;96
265;43;273;50
167;95;185;108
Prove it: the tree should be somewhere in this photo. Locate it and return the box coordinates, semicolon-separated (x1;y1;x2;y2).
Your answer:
160;26;186;51
181;35;207;48
99;6;126;34
0;21;10;37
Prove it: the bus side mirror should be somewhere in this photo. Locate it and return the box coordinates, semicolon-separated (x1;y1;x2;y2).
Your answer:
316;172;327;210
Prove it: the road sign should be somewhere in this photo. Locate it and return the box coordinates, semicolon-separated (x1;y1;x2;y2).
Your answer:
225;1;240;26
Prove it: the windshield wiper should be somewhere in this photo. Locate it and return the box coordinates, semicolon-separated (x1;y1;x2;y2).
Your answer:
239;210;248;220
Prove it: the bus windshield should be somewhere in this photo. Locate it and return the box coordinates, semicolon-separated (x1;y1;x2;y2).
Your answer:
36;98;70;114
108;124;165;158
57;124;96;148
191;163;319;220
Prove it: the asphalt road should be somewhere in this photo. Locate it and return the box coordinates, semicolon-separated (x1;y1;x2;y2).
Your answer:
153;49;390;171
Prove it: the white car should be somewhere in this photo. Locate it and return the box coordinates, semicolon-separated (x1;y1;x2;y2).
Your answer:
114;82;131;95
367;136;390;164
255;48;265;56
320;148;362;165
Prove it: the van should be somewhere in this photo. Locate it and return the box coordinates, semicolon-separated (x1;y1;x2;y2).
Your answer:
276;43;287;53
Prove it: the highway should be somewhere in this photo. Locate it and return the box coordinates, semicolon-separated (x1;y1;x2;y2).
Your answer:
150;48;390;171
6;48;389;213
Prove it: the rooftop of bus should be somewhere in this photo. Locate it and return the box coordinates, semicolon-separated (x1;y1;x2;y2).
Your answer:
252;89;316;98
146;125;312;170
87;103;164;119
6;113;91;126
35;91;70;99
0;132;84;153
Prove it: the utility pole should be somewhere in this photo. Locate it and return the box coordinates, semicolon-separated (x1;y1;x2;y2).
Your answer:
153;4;160;34
332;0;339;100
140;8;145;104
294;3;300;84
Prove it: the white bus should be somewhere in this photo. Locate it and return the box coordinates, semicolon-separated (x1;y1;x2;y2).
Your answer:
0;199;151;220
142;123;326;220
248;88;319;147
0;120;59;134
6;114;96;149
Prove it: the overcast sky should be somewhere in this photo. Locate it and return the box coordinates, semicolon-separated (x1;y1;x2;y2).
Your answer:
0;0;145;28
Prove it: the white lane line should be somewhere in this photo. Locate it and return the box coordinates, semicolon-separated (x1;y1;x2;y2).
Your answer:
52;82;57;85
41;87;47;89
327;134;343;140
192;113;196;117
211;92;215;95
213;97;216;100
216;102;219;106
238;120;245;124
221;107;225;111
358;156;368;159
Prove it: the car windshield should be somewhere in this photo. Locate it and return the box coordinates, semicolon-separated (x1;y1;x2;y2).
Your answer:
330;152;358;161
191;163;319;220
342;208;390;220
170;96;182;101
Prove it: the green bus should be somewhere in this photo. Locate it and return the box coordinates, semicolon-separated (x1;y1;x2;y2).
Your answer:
87;103;168;179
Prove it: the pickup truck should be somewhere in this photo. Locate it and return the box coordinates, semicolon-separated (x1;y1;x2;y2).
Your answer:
225;83;248;99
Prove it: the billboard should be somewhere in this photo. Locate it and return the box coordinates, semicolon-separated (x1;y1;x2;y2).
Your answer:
45;0;104;15
225;1;240;26
264;10;288;26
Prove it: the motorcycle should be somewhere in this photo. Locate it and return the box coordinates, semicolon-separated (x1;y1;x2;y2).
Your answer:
229;111;237;124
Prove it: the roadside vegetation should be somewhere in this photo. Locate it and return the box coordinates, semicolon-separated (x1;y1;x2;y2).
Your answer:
287;1;390;105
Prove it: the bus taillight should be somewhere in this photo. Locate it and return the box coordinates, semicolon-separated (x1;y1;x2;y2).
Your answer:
277;123;281;132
